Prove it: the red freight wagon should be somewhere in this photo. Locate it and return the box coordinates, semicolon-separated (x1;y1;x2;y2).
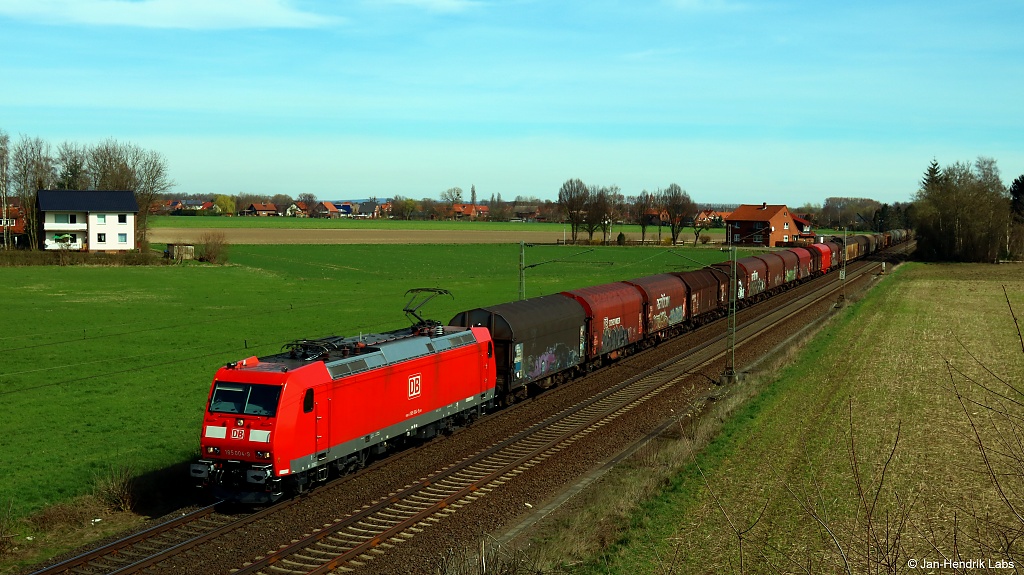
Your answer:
774;250;801;283
712;257;768;303
808;244;830;273
672;269;725;324
623;274;688;339
789;247;812;279
560;282;644;359
754;253;786;292
825;241;844;266
192;325;496;503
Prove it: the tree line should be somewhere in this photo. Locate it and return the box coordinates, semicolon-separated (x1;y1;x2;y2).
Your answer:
915;157;1024;262
0;129;173;249
557;179;698;244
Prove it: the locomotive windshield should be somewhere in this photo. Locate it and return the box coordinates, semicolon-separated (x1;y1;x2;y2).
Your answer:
209;382;282;417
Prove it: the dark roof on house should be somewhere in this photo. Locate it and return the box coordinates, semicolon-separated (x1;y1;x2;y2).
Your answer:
37;190;139;213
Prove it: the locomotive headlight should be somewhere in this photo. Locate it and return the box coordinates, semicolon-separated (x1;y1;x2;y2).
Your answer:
206;446;221;455
256;451;272;460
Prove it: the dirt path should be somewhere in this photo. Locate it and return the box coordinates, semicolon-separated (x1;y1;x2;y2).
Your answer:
149;228;575;245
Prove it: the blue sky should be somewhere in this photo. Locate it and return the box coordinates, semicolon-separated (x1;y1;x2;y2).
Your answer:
1;0;1021;206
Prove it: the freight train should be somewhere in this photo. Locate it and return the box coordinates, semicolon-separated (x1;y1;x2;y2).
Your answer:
190;230;912;502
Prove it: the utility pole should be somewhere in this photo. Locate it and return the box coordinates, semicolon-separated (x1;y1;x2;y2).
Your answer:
0;131;8;250
722;238;739;384
839;226;847;305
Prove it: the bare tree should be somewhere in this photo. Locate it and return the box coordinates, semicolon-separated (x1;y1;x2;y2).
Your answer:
583;185;610;242
11;135;54;249
55;141;90;190
132;148;174;245
89;138;137;191
693;221;710;246
87;139;173;245
662;183;694;245
270;194;293;211
558;178;588;242
297;192;317;212
440;187;463;219
630;190;657;243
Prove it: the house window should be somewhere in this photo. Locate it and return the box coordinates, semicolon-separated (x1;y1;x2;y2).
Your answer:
784;235;789;242
754;222;764;230
97;214;106;224
784;222;789;230
118;214;127;224
752;234;763;243
118;233;127;243
55;214;77;224
97;233;107;243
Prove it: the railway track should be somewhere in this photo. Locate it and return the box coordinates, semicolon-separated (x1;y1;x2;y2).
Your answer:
23;244;910;575
27;502;280;575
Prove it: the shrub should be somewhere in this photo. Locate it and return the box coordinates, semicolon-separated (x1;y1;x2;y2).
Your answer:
0;500;13;557
94;463;135;513
197;232;229;264
700;234;711;245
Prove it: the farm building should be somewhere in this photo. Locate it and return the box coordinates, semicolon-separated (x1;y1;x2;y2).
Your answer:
725;203;800;247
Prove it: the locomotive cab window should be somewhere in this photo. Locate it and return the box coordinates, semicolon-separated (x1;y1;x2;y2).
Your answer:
209;382;282;417
303;389;314;413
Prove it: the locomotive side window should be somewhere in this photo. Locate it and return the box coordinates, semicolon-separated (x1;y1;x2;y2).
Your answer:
209;382;282;417
303;389;314;413
488;342;493;358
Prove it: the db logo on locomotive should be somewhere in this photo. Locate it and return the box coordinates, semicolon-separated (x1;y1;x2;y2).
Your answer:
408;373;422;399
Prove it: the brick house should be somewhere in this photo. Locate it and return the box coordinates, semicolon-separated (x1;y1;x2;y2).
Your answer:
311;201;341;218
694;209;732;227
37;190;139;252
1;197;27;247
725;203;799;247
241;203;278;217
451;203;489;220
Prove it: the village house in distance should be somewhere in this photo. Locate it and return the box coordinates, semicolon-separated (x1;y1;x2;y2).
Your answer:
37;190;139;252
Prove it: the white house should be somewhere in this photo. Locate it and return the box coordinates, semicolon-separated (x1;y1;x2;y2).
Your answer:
37;190;139;252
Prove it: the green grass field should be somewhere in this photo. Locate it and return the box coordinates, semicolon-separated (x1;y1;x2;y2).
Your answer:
149;215;630;232
0;243;736;524
148;215;733;242
546;262;1024;573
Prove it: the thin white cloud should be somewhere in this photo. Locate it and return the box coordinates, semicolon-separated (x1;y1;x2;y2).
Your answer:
666;0;749;12
377;0;482;13
0;0;339;29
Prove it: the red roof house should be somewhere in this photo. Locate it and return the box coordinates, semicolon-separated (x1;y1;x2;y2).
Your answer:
725;203;799;247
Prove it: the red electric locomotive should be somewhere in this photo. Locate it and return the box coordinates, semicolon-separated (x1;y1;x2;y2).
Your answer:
191;292;496;503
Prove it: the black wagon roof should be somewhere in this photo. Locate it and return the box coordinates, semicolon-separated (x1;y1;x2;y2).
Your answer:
37;190;139;213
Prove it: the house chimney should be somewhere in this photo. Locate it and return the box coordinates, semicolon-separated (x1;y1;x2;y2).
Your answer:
761;202;767;210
